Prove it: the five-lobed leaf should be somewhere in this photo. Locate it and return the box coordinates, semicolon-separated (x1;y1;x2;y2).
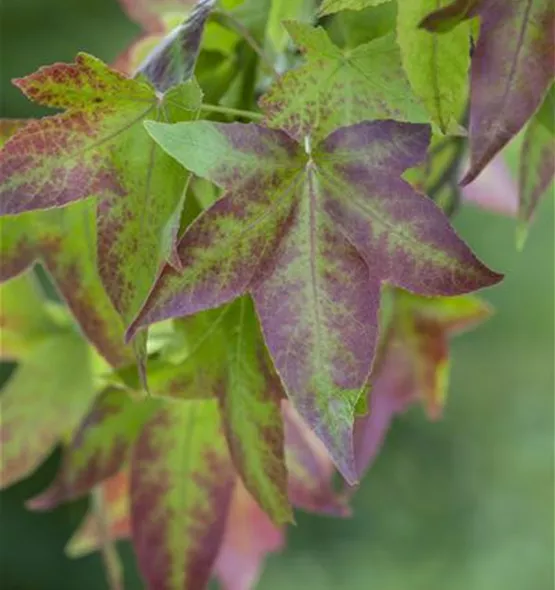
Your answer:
130;118;502;484
0;54;202;333
260;21;428;142
397;0;470;133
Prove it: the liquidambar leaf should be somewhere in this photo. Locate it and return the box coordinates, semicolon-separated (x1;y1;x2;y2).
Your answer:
135;0;216;92
518;84;555;244
131;119;502;483
0;54;202;329
28;388;158;510
354;290;491;478
0;331;96;488
319;0;389;16
421;0;555;184
260;22;427;141
397;0;470;132
131;400;235;590
215;480;285;590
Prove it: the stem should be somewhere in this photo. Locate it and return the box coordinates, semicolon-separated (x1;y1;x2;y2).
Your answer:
92;487;124;590
212;10;279;78
200;103;264;121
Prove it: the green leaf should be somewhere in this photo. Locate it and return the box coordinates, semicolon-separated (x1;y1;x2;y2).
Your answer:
0;55;202;331
319;0;389;16
518;84;555;246
0;330;96;488
132;119;501;483
419;0;479;32
130;399;235;590
0;201;134;368
266;0;315;54
260;22;427;141
397;0;470;133
27;388;158;509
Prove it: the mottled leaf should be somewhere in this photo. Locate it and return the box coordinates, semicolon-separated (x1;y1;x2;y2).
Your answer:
132;119;501;484
0;330;96;488
319;0;389;16
397;0;470;132
422;0;555;184
518;84;555;244
0;55;202;331
28;388;158;509
214;480;285;590
260;22;427;141
283;402;350;516
131;400;235;590
0;201;133;367
354;289;492;478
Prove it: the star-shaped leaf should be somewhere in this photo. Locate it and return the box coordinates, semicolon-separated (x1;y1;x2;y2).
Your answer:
130;118;502;484
0;55;202;332
420;0;555;184
397;0;470;132
260;21;427;141
354;289;492;478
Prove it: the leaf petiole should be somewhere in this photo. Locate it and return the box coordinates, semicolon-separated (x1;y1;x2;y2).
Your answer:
200;103;264;121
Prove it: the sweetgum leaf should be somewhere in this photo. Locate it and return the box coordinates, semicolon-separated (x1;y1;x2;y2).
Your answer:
260;22;427;141
319;0;389;16
132;118;501;484
283;401;350;516
27;388;158;510
0;272;60;360
518;84;555;244
397;0;470;133
217;298;291;525
0;201;133;367
135;0;217;92
131;400;235;590
0;330;96;488
354;290;491;478
420;0;555;184
0;54;202;331
215;480;285;590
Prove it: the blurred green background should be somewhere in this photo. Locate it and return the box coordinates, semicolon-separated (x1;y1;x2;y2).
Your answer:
1;1;553;589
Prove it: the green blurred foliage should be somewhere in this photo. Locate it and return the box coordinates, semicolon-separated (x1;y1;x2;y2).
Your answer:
0;1;553;589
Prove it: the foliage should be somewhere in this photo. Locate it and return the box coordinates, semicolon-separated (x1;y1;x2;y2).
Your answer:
0;0;553;589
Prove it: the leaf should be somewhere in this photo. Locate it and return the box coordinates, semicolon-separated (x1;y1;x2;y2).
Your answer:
27;388;158;510
419;0;480;32
420;0;555;185
354;290;492;478
130;400;235;590
0;54;202;330
260;22;427;141
135;0;217;92
266;0;315;55
518;84;555;245
0;271;60;360
0;201;134;368
283;402;350;516
0;330;96;488
214;480;285;590
217;298;292;525
0;119;28;146
397;0;470;132
119;0;194;31
66;471;131;557
319;0;389;16
132;119;501;484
